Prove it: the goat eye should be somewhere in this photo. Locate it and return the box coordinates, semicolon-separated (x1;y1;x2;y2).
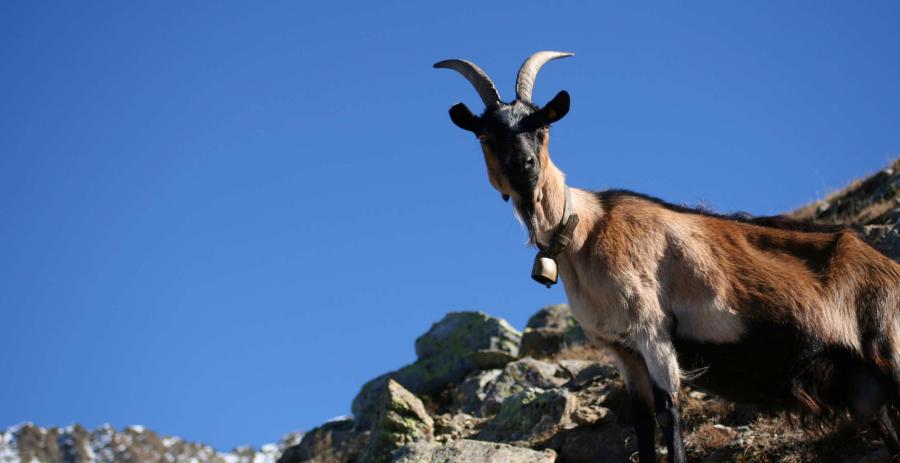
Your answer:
478;134;488;143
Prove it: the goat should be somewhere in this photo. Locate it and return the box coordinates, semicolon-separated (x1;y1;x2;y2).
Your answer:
435;51;900;463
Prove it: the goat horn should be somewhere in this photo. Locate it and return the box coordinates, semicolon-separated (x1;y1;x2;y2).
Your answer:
434;59;502;107
515;51;574;102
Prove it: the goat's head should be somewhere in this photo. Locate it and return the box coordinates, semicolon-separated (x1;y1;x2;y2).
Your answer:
435;51;572;213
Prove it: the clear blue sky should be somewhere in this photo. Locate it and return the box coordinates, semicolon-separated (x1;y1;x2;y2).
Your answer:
2;0;899;451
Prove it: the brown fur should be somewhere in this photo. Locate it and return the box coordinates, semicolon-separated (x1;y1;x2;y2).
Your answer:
482;145;900;428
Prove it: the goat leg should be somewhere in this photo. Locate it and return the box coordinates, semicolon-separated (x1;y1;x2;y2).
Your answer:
653;383;686;463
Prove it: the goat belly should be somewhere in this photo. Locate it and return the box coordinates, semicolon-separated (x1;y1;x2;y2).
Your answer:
672;321;810;406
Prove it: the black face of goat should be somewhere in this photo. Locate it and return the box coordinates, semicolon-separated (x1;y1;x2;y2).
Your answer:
434;51;572;205
448;92;569;200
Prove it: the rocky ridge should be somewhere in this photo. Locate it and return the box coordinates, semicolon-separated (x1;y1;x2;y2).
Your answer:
0;423;302;463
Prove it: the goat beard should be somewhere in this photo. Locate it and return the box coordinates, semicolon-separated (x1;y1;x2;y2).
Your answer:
513;192;540;246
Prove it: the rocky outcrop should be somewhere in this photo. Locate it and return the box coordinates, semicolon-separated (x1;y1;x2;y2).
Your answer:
352;312;521;428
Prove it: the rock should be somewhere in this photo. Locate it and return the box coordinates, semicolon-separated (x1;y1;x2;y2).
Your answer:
481;358;572;416
415;312;521;360
432;413;488;442
548;421;630;463
390;439;556;463
556;360;598;380
451;369;502;415
354;373;393;428
468;349;518;370
353;312;521;428
280;418;368;463
864;222;900;261
565;363;628;425
525;304;574;332
520;304;587;358
360;380;434;463
477;387;579;447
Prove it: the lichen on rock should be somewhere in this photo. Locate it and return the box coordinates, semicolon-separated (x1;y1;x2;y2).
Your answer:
359;380;434;463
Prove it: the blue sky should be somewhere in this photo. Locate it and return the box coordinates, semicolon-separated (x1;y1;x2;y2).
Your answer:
1;0;899;451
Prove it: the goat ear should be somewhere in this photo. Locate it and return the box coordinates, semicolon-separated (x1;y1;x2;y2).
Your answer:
448;103;481;132
541;90;570;123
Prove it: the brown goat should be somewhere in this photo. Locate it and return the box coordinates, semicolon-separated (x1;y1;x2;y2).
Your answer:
435;51;900;463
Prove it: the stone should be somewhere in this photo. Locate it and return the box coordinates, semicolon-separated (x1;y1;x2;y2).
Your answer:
354;312;521;428
864;222;900;261
360;380;434;463
548;420;630;463
390;439;556;463
480;358;572;416
520;304;587;358
468;349;518;370
432;413;488;442
525;304;574;332
279;418;368;463
451;369;502;416
477;387;579;447
415;312;521;360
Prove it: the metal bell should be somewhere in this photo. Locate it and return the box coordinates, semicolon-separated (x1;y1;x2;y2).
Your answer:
531;254;558;288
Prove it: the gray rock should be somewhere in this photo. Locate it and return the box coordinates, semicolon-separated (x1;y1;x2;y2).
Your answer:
432;413;488;442
354;312;521;427
360;380;433;463
520;305;587;358
390;440;556;463
451;369;502;415
415;312;521;360
556;360;598;380
864;222;900;261
525;304;574;332
477;387;579;447
280;418;368;463
549;421;630;463
468;349;518;370
481;358;571;416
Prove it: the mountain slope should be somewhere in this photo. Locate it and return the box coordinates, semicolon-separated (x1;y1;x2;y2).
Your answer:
0;423;302;463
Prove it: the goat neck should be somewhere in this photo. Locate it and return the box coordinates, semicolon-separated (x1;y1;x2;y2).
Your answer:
530;160;598;252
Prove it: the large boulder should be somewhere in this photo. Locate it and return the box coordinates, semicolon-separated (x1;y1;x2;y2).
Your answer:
390;440;556;463
519;305;587;359
415;312;521;360
360;380;434;463
353;312;521;427
278;418;368;463
477;387;579;448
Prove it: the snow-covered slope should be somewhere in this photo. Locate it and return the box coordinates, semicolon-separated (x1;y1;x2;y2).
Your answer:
0;423;302;463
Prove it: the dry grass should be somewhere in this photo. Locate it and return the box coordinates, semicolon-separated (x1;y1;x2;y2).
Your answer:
790;158;900;226
542;344;890;462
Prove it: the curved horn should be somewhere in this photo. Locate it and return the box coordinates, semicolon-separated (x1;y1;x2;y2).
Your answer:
433;59;502;107
515;51;574;102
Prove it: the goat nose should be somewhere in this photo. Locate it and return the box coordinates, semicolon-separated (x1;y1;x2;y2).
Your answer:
524;156;537;172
